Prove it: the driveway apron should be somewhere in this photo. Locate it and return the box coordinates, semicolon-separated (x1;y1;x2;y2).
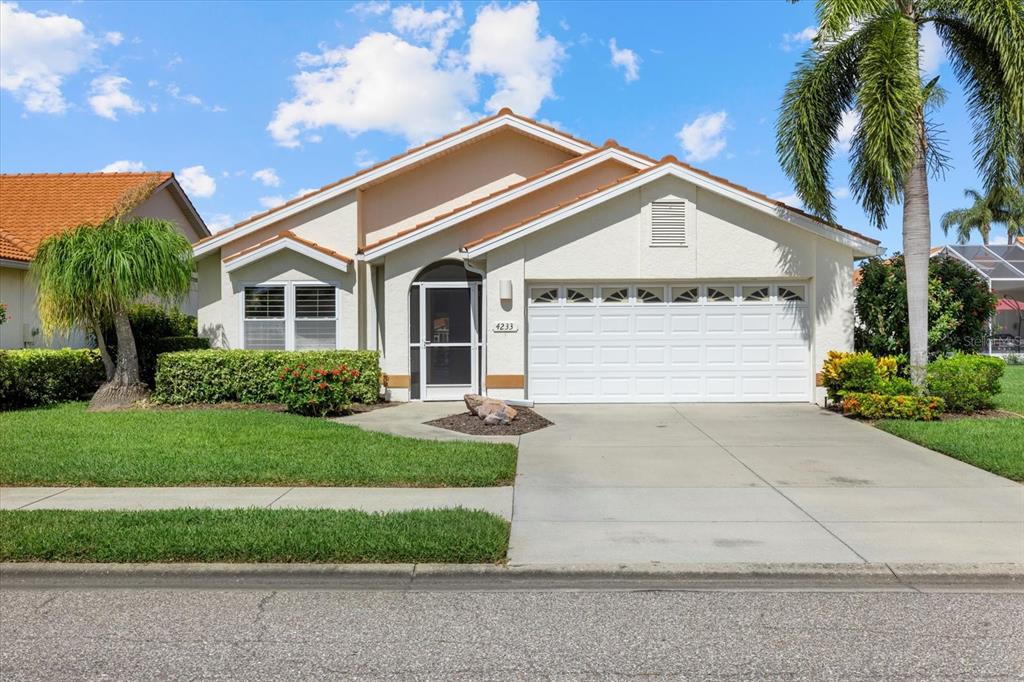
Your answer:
509;404;1023;565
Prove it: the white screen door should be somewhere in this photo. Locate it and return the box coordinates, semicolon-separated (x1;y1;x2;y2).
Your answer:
419;282;480;400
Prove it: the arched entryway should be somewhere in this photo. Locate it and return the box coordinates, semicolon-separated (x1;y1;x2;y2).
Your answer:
409;260;482;400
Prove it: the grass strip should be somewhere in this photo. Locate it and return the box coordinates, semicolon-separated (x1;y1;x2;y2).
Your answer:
0;508;510;564
0;403;516;487
876;418;1024;482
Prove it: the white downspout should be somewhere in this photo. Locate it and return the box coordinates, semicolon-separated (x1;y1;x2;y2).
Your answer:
464;259;487;396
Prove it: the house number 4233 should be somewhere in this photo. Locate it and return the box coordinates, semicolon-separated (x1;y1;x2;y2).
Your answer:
492;321;518;333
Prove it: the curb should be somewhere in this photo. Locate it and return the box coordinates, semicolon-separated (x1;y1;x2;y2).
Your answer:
2;562;1022;591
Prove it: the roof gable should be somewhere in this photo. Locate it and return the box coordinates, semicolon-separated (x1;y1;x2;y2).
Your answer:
461;159;882;258
194;109;596;256
222;230;351;273
0;172;188;263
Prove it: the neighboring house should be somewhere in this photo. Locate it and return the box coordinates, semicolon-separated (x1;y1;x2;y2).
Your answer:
932;243;1024;354
194;109;881;404
0;172;209;349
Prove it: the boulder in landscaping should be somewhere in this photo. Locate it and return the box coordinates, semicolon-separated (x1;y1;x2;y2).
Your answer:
463;393;486;413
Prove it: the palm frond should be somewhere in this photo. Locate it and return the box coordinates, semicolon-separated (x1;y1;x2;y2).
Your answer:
848;11;922;230
816;0;895;40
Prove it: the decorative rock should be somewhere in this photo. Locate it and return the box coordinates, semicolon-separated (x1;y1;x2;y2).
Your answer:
476;400;517;422
464;394;486;413
483;410;513;426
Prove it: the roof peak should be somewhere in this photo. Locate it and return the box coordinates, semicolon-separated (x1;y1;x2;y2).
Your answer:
1;171;172;178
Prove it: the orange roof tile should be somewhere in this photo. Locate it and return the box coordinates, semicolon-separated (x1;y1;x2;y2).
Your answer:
0;172;173;262
462;159;881;252
1017;236;1024;246
221;230;352;265
360;141;654;253
197;109;598;246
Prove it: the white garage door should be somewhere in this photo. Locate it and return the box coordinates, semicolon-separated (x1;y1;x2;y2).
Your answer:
527;283;811;403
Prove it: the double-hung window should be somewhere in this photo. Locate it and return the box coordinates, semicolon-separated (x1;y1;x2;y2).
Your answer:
243;282;338;350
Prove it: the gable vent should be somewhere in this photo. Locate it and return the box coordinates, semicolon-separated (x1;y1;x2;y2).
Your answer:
650;201;687;247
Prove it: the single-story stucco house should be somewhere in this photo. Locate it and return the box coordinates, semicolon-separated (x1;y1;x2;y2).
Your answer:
194;110;883;404
0;172;209;349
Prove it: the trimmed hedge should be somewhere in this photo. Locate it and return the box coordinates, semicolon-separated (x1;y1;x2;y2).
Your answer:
154;349;381;405
927;353;1004;413
841;392;945;421
0;349;105;409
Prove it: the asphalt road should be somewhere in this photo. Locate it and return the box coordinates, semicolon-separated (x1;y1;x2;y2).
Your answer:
2;585;1023;680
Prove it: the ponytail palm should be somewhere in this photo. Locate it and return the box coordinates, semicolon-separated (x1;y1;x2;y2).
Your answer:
33;217;194;409
777;0;1024;386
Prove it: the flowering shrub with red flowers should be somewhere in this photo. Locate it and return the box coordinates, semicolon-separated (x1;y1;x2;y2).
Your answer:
841;392;945;421
276;363;361;417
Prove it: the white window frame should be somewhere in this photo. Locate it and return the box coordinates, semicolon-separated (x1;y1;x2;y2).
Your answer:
240;280;342;351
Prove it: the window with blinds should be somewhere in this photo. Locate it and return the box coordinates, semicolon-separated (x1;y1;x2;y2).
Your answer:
650;201;687;247
243;286;286;349
294;285;336;350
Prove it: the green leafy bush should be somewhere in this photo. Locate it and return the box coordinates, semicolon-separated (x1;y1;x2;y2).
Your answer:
277;362;361;416
0;349;104;409
99;304;200;387
154;349;380;405
927;353;1005;413
841;392;945;420
876;376;918;396
855;254;996;358
155;336;210;354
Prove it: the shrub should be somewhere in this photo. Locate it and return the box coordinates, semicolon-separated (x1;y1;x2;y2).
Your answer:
855;254;996;358
0;349;105;409
821;350;914;403
926;353;1004;413
277;363;360;416
99;304;200;387
154;349;380;405
841;392;945;420
155;336;210;354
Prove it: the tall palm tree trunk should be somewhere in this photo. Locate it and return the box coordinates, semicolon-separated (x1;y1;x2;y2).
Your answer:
903;127;932;387
88;310;149;410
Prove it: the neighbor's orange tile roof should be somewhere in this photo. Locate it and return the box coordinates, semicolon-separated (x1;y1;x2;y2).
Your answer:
197;108;598;246
462;156;881;252
0;172;173;262
221;230;353;265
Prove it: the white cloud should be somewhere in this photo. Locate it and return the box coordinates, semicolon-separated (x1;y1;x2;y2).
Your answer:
166;54;183;69
88;74;143;120
350;0;390;17
772;191;802;207
252;168;281;187
781;26;817;52
259;195;286;209
920;23;945;77
167;82;201;105
98;159;145;173
609;38;639;83
177;165;216;198
268;32;475;147
104;31;123;46
354;149;376;168
834;186;850;199
294;187;318;198
391;1;463;52
467;1;564;115
0;1;98;114
676;110;729;163
206;213;234;232
837;109;859;152
268;1;564;146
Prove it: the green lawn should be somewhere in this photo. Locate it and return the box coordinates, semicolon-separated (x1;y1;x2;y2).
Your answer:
876;365;1024;482
0;508;509;563
0;403;516;487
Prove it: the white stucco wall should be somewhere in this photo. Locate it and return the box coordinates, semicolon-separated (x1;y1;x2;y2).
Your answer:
196;249;356;350
1;265;89;350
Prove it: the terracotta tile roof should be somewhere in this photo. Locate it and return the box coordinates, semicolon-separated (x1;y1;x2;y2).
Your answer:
1017;236;1024;246
196;109;598;247
462;157;881;252
360;141;654;253
0;172;173;262
221;230;352;265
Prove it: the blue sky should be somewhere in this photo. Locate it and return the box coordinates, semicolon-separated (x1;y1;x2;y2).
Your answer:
0;0;1007;251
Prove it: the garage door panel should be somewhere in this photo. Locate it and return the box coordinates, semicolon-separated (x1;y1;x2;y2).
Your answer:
527;282;810;403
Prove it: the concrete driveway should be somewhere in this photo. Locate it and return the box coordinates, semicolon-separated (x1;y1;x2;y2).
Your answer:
510;404;1024;565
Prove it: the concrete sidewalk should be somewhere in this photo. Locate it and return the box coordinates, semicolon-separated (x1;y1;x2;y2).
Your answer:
0;486;514;519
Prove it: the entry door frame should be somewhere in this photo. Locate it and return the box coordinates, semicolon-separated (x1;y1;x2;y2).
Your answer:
418;281;481;401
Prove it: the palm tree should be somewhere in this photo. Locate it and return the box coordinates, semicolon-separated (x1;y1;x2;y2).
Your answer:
777;0;1024;387
33;217;194;410
941;188;996;244
941;185;1024;244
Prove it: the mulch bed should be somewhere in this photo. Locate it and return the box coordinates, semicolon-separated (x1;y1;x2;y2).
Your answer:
139;401;397;415
425;407;553;436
